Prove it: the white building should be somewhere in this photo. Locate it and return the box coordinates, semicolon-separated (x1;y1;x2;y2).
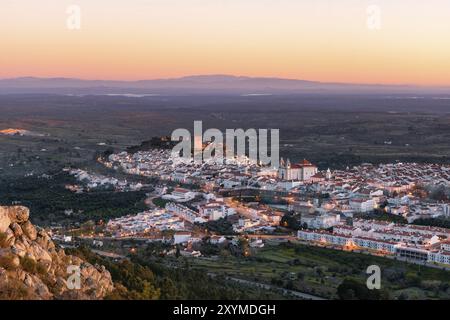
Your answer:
428;251;450;265
174;232;192;244
162;188;196;202
349;198;376;212
222;179;241;189
165;203;199;223
301;213;341;229
249;239;265;248
209;235;227;245
198;201;235;221
298;230;397;254
299;219;450;265
443;204;450;217
441;241;450;252
278;159;318;181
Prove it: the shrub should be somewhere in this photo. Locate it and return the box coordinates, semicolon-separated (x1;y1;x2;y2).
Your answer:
0;232;8;248
0;278;31;299
20;256;47;275
20;256;38;273
0;254;18;271
337;278;390;300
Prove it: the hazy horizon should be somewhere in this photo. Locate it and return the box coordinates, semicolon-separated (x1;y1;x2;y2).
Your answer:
0;74;448;88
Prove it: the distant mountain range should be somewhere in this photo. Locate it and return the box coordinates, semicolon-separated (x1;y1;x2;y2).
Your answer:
0;75;449;95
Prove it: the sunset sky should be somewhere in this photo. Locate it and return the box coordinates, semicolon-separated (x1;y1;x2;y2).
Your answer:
1;0;450;86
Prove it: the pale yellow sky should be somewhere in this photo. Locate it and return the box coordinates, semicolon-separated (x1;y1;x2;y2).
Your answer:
1;0;450;85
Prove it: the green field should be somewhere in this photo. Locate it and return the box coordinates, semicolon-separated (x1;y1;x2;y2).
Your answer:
186;242;450;299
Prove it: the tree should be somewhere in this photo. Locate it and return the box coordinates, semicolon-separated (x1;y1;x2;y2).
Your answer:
337;279;389;300
429;185;449;201
237;237;250;257
140;280;160;300
280;213;301;230
159;277;180;299
397;292;409;300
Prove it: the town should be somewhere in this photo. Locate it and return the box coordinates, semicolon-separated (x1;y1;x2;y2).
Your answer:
53;145;450;267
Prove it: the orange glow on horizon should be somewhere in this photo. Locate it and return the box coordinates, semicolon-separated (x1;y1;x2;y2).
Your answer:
1;1;450;86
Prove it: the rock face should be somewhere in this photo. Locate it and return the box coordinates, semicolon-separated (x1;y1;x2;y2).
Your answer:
0;207;12;233
0;206;114;300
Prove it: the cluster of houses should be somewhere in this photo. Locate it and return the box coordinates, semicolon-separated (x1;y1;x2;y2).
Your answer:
292;162;450;223
298;218;450;265
102;150;261;189
323;162;449;193
163;192;237;223
66;168;144;192
106;192;240;237
161;187;197;202
172;232;265;256
107;209;185;236
230;202;284;233
97;149;450;264
102;150;450;224
103;150;333;192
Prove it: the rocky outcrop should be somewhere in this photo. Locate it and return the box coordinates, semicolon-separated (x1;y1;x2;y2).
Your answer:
0;206;114;300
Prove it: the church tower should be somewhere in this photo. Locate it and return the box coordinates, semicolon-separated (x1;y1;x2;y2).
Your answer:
326;168;332;180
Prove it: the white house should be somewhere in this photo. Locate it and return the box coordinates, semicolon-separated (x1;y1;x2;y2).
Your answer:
174;232;192;244
301;213;341;229
443;204;450;217
162;188;196;202
349;198;376;212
